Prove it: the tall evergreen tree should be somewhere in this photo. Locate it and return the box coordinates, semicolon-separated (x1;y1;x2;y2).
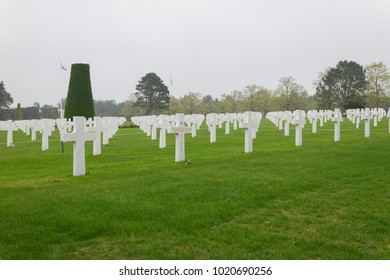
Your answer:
134;73;170;115
315;60;367;110
0;81;13;109
64;64;95;119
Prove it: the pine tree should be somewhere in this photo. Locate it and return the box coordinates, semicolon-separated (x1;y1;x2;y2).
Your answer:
134;73;170;115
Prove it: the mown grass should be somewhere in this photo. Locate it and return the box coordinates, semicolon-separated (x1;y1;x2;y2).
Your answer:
0;119;389;260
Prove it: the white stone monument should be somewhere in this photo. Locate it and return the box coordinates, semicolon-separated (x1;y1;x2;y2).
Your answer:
241;111;258;153
372;108;378;127
185;114;198;137
30;120;39;141
278;112;284;130
293;110;306;146
308;110;318;133
155;114;170;149
62;116;97;176
318;110;324;126
87;116;109;155
206;113;218;143
362;108;372;138
4;120;18;147
332;108;343;142
355;109;361;129
283;111;292;136
225;114;231;135
150;115;158;140
169;113;192;162
39;119;55;151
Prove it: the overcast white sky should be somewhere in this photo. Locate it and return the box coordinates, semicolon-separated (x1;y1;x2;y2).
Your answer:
1;0;389;107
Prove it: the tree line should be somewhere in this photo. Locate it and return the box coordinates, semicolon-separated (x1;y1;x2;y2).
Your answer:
122;60;390;117
2;60;389;120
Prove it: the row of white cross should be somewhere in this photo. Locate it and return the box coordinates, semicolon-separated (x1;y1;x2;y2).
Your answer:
266;107;390;146
2;108;389;176
0;116;126;176
131;112;263;162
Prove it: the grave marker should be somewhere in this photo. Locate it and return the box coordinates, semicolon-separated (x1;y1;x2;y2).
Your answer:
206;113;218;143
39;119;55;151
3;120;18;147
62;116;97;176
241;111;258;153
150;115;158;140
293;110;306;146
155;114;170;149
169;113;192;162
355;109;361;128
87;116;109;155
372;108;378;127
362;108;372;138
283;111;292;136
332;108;343;142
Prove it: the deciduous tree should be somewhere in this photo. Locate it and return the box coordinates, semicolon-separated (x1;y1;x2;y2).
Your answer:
275;77;308;111
365;62;390;108
182;92;202;114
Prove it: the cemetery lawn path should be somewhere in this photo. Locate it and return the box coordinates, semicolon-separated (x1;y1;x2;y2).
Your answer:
0;119;389;259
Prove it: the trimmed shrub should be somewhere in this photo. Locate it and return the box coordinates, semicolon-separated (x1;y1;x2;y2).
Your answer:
15;103;23;120
64;63;95;119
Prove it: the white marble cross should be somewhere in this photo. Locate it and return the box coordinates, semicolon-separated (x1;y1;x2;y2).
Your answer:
354;109;362;129
278;112;284;130
150;115;158;140
218;113;226;128
308;110;318;133
87;116;109;155
332;108;343;142
195;114;205;129
29;120;39;141
362;108;372;138
241;111;258;153
206;113;218;143
372;108;378;127
101;117;119;144
318;110;324;126
283;111;292;136
378;108;386;121
3;120;19;147
169;113;192;162
155;114;170;149
144;116;153;137
25;120;32;136
14;120;28;135
293;110;306;146
62;116;97;176
39;119;55;151
185;114;198;137
225;114;231;135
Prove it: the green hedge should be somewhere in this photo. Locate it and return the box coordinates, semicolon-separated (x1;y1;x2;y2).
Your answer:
64;63;95;119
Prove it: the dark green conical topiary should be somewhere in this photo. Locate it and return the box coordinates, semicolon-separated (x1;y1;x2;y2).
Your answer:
64;63;95;119
15;103;23;120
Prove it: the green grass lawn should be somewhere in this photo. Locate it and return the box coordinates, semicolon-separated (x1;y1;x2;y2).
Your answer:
0;119;389;260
